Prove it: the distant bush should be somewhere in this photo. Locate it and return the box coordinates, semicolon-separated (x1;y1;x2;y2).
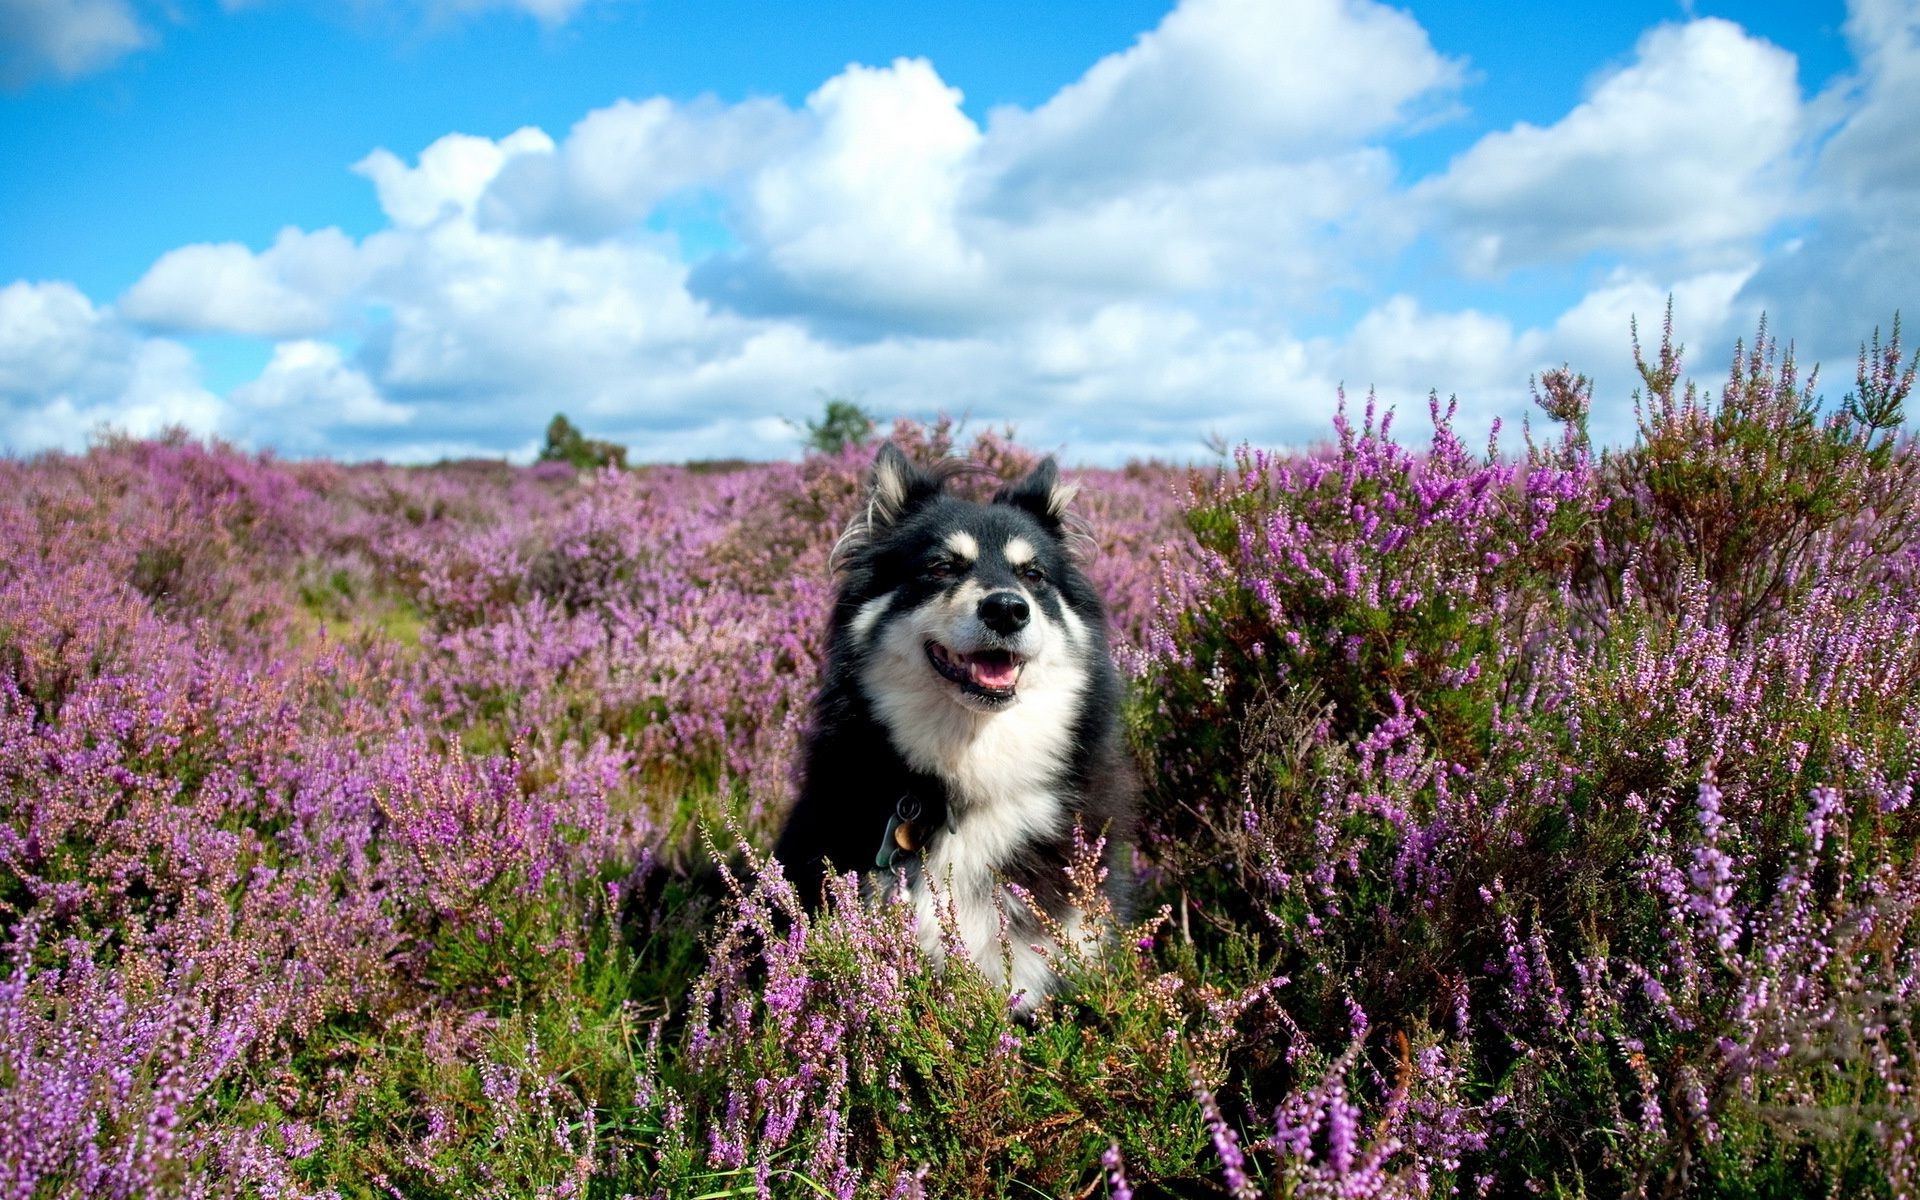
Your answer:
801;396;877;455
540;411;629;470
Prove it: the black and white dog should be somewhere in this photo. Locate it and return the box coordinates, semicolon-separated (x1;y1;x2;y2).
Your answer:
773;443;1137;1009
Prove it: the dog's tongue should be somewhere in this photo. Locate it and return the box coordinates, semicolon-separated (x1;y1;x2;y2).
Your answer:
970;653;1020;690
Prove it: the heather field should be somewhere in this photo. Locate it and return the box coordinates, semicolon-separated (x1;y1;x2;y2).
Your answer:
3;321;1919;1199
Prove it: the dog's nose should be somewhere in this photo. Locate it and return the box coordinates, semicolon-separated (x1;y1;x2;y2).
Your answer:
978;590;1030;635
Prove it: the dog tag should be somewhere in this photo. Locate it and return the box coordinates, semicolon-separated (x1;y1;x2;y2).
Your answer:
893;820;919;852
876;794;927;868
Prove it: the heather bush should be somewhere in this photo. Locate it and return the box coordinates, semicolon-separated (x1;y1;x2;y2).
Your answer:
1580;310;1920;640
0;320;1914;1198
1140;320;1920;1196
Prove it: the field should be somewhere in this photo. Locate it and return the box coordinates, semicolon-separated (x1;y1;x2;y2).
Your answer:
3;321;1918;1199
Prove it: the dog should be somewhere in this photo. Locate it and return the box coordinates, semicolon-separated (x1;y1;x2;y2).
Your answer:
773;442;1137;1010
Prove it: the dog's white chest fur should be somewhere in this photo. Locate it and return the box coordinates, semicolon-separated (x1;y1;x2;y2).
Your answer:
895;798;1076;1010
901;728;1073;1008
859;601;1091;1007
894;694;1082;1006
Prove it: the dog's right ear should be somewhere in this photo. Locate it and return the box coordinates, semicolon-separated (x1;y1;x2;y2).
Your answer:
867;442;943;530
832;443;945;573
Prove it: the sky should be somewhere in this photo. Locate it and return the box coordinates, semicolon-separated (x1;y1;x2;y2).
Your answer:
0;0;1911;465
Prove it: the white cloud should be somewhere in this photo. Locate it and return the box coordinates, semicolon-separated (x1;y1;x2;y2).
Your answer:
355;128;557;229
108;125;748;447
1546;267;1755;374
0;278;111;395
1821;0;1920;202
481;95;804;238
1335;296;1544;402
692;0;1460;330
730;57;989;322
0;0;146;85
0;280;222;451
1420;18;1802;274
1738;0;1920;359
451;0;1460;335
565;307;1342;463
980;0;1463;207
958;151;1407;322
1292;267;1764;453
121;227;369;338
366;216;729;401
229;340;409;452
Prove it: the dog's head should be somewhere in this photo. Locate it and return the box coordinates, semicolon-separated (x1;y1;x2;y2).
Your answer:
834;442;1101;715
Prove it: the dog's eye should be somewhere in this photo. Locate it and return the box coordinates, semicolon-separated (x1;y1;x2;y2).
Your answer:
927;559;958;578
1018;564;1046;585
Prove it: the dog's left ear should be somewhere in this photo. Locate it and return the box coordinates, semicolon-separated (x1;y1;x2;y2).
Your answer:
993;456;1078;532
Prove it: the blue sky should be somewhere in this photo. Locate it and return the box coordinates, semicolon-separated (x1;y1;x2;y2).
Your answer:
0;0;1909;463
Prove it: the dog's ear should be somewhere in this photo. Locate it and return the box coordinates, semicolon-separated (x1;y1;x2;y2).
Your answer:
993;456;1078;532
868;442;945;530
830;444;948;573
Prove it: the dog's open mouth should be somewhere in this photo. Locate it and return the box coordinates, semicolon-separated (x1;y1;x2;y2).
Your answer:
926;641;1026;702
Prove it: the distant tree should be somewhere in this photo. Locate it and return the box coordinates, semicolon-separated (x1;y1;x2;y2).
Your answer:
801;397;876;455
542;414;580;460
540;413;628;470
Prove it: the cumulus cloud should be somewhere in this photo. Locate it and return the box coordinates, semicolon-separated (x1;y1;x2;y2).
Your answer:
0;0;146;85
1548;267;1755;373
569;307;1341;463
1420;18;1803;274
228;340;409;453
1739;0;1920;361
365;220;729;409
481;95;804;239
117;0;1470;444
1276;260;1766;456
121;227;369;338
10;3;1440;460
1820;0;1920;202
0;281;222;451
444;0;1462;336
1334;297;1545;406
681;1;1459;334
356;128;558;229
980;0;1463;208
742;60;985;313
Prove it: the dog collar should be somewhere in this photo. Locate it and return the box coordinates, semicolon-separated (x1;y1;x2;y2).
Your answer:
875;791;951;869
